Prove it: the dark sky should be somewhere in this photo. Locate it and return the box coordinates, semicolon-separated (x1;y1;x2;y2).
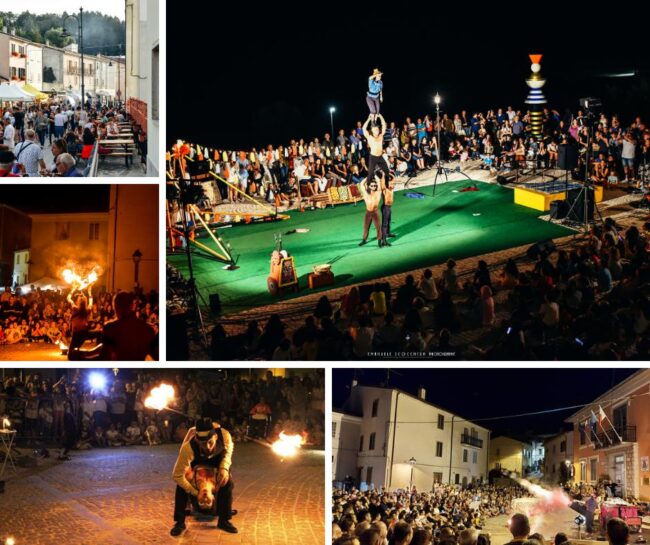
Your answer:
168;1;649;150
333;368;639;439
0;185;110;213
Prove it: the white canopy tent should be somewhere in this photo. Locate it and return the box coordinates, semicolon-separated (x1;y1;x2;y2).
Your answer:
20;276;67;292
0;83;35;102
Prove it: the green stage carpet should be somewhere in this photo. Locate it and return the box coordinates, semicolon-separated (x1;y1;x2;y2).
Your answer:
168;181;572;314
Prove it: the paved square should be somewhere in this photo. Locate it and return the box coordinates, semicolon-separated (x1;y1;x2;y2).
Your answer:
0;443;324;545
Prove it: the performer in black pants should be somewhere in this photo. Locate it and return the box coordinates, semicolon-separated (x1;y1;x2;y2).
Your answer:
362;113;390;184
171;419;237;536
379;171;396;247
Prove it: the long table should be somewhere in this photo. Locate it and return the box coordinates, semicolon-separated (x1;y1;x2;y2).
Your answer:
99;138;136;168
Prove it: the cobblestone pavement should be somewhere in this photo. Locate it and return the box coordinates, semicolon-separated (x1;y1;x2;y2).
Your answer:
0;342;67;361
0;443;325;545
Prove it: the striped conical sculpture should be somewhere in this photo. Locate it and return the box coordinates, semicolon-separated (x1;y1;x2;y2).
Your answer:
525;54;547;138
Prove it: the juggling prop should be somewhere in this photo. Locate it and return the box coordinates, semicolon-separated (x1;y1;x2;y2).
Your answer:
525;54;547;138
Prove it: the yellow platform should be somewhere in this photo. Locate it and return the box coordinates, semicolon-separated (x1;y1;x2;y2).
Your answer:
514;184;603;211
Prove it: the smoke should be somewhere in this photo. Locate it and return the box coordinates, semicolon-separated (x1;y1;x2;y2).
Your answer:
509;472;572;514
42;241;106;280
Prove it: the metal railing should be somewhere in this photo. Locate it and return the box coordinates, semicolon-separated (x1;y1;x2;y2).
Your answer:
460;434;484;448
593;426;636;450
88;141;100;177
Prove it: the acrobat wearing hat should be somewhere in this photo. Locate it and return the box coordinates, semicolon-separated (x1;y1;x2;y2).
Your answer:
367;68;384;123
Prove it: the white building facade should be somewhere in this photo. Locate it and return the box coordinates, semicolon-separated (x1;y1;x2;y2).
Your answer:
25;44;43;88
333;385;490;491
544;432;574;485
126;0;159;176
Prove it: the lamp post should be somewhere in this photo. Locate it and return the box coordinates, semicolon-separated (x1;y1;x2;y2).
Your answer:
132;249;142;290
329;106;336;138
62;7;85;109
108;44;124;108
434;93;442;169
409;457;417;490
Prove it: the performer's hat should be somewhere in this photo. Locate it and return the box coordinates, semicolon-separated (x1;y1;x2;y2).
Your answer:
195;418;215;440
372;68;383;76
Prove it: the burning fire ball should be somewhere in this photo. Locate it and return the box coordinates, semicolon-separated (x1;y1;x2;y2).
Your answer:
144;383;176;411
270;432;305;458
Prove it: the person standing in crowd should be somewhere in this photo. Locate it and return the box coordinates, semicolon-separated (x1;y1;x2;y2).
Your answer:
14;129;46;177
2;117;15;150
366;68;383;123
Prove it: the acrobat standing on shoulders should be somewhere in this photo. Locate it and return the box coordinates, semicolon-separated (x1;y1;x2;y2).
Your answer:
367;68;383;122
362;113;390;184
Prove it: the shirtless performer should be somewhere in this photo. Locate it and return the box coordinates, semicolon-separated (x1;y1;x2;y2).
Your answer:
359;172;383;247
362;113;390;185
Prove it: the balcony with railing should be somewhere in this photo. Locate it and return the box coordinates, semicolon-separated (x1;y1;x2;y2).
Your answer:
592;426;636;450
460;434;484;448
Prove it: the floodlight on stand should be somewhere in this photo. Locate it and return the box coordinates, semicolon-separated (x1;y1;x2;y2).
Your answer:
88;372;107;390
575;514;586;526
434;93;441;105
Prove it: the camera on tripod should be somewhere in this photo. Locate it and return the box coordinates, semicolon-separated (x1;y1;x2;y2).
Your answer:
578;97;602;127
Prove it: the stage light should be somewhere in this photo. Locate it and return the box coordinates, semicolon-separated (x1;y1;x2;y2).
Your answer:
574;514;586;526
329;106;336;113
89;372;107;390
434;93;441;105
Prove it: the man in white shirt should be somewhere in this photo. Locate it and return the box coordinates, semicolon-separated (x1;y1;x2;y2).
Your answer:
2;118;15;150
14;129;46;176
54;108;67;138
621;132;636;182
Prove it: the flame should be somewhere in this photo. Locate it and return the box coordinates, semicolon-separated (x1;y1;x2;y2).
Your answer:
6;538;16;545
59;341;68;351
271;432;305;458
62;266;100;292
2;418;10;429
144;383;175;411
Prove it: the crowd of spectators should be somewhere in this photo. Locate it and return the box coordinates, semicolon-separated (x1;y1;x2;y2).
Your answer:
0;286;159;360
0;370;324;458
190;106;649;210
332;483;533;545
333;489;636;545
0;100;146;177
210;216;650;360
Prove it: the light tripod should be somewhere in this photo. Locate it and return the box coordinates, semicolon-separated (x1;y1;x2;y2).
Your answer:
176;181;209;349
430;93;475;196
563;102;604;233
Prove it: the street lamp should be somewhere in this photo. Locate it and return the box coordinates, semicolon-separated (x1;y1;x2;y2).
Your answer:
409;457;417;490
62;7;85;109
434;92;442;167
132;249;142;290
329;106;336;138
108;44;124;108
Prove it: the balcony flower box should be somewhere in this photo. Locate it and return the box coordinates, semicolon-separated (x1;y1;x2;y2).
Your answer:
11;76;18;81
11;51;20;57
20;53;27;58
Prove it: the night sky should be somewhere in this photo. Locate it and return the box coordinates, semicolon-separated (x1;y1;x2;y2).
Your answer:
168;1;649;150
0;185;110;213
333;368;639;439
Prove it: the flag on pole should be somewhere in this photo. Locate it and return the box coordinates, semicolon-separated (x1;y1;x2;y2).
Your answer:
590;411;603;446
599;405;623;443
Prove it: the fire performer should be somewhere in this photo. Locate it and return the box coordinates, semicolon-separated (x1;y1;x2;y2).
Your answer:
358;172;383;247
170;418;238;536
